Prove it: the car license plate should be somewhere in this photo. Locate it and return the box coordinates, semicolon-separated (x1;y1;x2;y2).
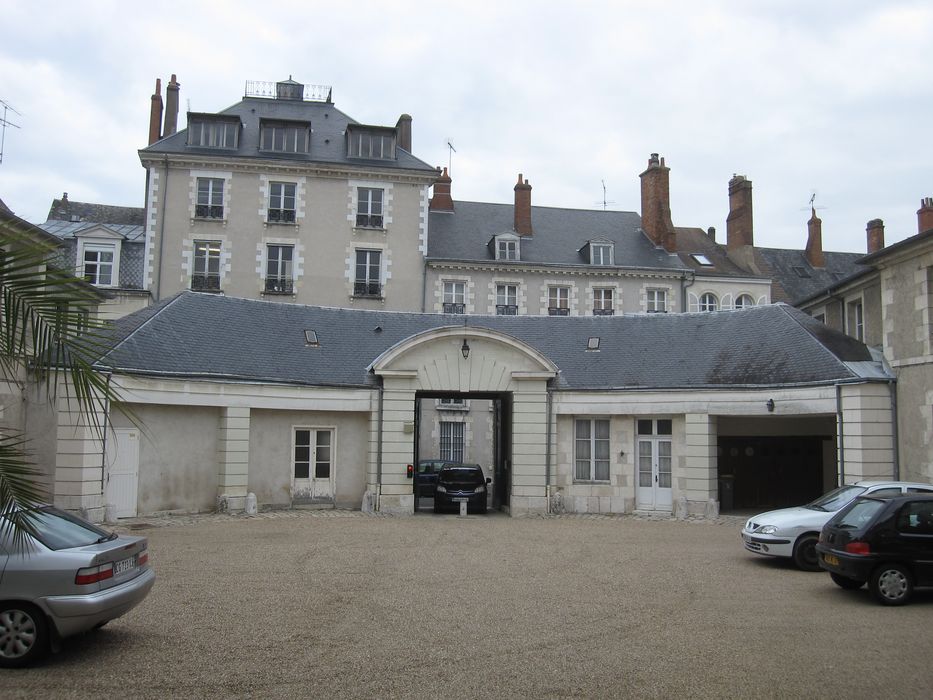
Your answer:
453;497;468;503
823;553;839;566
114;556;137;575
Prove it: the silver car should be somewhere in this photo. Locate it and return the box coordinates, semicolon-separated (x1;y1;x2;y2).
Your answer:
741;481;933;571
0;505;154;667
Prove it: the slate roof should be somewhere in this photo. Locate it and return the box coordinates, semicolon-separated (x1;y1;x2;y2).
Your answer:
673;227;767;278
38;220;146;243
45;196;145;226
427;201;687;270
755;248;869;304
100;292;885;391
140;94;437;176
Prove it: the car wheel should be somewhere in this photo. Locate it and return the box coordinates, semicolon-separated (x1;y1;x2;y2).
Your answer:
870;563;913;606
829;572;863;590
0;602;50;668
792;534;821;572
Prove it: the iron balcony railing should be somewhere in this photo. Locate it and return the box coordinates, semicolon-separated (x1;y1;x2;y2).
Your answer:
593;308;615;316
268;208;296;224
191;274;221;292
355;214;384;229
443;303;465;314
496;305;518;315
195;204;224;219
265;277;294;295
548;307;570;316
353;281;382;298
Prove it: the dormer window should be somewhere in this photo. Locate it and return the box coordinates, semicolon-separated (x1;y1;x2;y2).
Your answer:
187;114;240;149
591;243;613;265
260;120;311;154
346;126;396;160
494;233;520;261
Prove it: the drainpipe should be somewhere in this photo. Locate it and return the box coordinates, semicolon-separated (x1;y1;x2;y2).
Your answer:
376;382;384;511
681;270;695;312
545;386;554;513
154;157;170;301
421;263;428;313
889;379;899;480
836;383;845;485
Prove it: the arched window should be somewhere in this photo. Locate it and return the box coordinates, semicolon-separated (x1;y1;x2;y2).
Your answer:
699;292;719;312
734;294;755;309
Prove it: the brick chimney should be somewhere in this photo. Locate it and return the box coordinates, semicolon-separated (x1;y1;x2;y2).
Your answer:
163;74;180;137
726;175;754;250
639;153;676;251
514;173;532;236
918;197;933;234
148;78;163;145
867;219;885;254
396;114;412;153
805;207;825;268
429;167;454;212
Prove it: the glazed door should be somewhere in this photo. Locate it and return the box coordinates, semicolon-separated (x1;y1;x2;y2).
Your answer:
636;419;673;511
293;428;334;500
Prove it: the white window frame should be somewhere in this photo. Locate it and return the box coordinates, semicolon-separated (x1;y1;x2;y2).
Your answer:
734;294;755;310
439;421;464;463
293;427;334;481
548;286;570;315
497;238;519;261
699;292;719;312
846;297;864;341
260;122;310;154
574;418;611;482
196;177;225;219
268;182;297;223
354;249;382;297
647;288;667;313
356;187;384;228
593;288;614;315
192;240;222;291
265;244;294;294
347;129;396;160
591;243;613;266
81;243;117;287
496;283;518;315
188;118;238;149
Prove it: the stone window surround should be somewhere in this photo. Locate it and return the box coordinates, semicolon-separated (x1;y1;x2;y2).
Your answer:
189;170;232;222
488;278;525;315
573;417;611;483
75;236;121;288
256;236;305;293
433;274;475;314
347;243;390;299
259;174;307;227
347;179;394;231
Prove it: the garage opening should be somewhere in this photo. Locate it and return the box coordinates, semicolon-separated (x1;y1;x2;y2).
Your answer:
412;391;512;513
717;416;837;512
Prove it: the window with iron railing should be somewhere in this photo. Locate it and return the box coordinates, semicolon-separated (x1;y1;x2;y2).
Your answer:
443;281;465;314
354;249;382;297
593;288;614;315
548;286;570;316
265;245;294;294
443;303;465;314
268;182;297;223
496;305;518;315
646;288;667;313
356;187;384;228
191;241;221;292
196;178;224;219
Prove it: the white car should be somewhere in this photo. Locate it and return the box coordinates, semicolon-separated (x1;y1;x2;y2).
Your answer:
741;481;933;571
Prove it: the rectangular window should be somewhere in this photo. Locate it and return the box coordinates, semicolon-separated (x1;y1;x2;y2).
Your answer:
574;418;610;481
354;249;382;297
191;240;221;291
591;244;613;265
443;281;465;314
265;245;294;294
593;288;614;315
356;188;384;228
196;178;224;219
294;429;332;480
497;239;518;261
647;289;667;313
260;122;310;154
268;182;297;223
496;284;518;315
187;118;238;149
439;421;464;463
438;398;467;410
548;287;570;316
347;129;396;160
846;299;864;341
82;245;115;286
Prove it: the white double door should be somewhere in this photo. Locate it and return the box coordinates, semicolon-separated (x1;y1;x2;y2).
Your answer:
636;436;672;511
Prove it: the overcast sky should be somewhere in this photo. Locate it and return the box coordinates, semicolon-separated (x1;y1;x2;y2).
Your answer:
1;1;930;252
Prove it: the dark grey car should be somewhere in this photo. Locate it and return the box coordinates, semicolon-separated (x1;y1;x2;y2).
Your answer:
0;506;155;667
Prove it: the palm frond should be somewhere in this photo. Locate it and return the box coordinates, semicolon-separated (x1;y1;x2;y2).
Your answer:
0;432;46;552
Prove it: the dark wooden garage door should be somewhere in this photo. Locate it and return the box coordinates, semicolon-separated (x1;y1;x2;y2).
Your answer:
718;436;825;510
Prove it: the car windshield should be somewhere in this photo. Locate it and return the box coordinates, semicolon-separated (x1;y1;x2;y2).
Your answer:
439;467;483;486
834;499;885;529
806;485;867;512
23;506;115;551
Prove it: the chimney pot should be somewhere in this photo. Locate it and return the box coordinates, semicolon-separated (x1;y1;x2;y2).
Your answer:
867;219;885;254
805;207;825;268
148;78;164;145
164;74;180;137
707;226;716;242
429;166;454;212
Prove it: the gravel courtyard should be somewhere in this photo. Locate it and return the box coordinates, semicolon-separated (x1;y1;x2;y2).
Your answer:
5;510;932;699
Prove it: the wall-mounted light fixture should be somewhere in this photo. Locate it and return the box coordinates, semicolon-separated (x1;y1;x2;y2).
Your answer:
766;398;775;412
461;339;470;359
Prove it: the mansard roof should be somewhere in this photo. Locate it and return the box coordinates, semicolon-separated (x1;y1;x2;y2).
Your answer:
427;201;687;271
755;247;869;304
101;292;886;391
45;195;145;227
140;95;437;176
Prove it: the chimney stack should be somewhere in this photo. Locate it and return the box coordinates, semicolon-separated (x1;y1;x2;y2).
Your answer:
867;219;885;254
514;173;533;236
805;207;825;268
918;197;933;234
148;78;163;145
639;153;676;251
429;167;454;212
726;175;754;250
707;226;716;242
396;114;412;153
163;74;180;137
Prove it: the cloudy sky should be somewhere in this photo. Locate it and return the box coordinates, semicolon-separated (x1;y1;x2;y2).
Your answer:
0;0;929;251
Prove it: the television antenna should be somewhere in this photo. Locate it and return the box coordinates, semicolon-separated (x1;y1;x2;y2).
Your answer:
0;99;22;166
594;180;615;210
801;190;827;213
446;138;456;172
